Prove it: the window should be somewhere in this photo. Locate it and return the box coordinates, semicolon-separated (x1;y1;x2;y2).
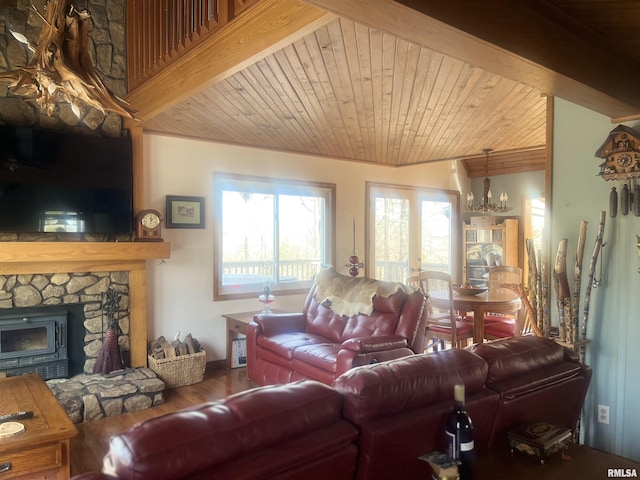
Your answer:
214;174;335;299
367;183;461;283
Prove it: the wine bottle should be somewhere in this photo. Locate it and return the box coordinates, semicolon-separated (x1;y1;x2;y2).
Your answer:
445;383;475;480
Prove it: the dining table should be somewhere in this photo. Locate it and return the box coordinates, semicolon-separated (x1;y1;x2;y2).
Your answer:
451;289;522;343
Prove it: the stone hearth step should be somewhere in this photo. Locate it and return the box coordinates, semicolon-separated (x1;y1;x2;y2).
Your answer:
47;368;165;424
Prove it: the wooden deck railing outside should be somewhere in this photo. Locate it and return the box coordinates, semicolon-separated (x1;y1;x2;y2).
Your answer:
126;0;259;92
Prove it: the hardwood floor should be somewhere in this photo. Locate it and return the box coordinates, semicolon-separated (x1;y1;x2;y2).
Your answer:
70;367;256;477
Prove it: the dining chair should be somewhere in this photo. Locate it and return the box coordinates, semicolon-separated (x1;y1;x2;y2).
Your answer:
420;271;474;351
483;266;523;340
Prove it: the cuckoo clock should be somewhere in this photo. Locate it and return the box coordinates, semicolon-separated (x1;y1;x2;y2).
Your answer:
594;124;640;180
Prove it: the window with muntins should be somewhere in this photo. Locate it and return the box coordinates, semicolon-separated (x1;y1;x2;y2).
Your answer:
367;182;461;283
214;173;335;300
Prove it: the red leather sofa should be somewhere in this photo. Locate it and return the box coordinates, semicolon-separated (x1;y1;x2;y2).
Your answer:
73;336;591;480
333;347;499;480
247;278;428;386
467;335;592;446
72;380;358;480
333;335;592;480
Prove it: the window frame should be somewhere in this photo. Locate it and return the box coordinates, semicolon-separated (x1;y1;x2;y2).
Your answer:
365;182;461;283
213;173;335;301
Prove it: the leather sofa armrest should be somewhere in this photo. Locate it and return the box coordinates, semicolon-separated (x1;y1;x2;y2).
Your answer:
253;312;306;335
341;335;408;353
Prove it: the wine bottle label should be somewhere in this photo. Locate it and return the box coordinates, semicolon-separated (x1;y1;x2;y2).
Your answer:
460;440;474;452
445;430;457;458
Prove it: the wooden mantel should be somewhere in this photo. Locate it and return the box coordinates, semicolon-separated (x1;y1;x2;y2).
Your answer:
0;242;171;368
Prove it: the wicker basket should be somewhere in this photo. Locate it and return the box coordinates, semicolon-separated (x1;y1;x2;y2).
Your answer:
148;350;206;388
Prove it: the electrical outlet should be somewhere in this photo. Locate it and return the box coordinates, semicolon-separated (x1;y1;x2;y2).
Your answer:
598;404;610;424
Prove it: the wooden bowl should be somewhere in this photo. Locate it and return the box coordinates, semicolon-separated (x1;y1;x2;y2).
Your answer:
452;286;487;296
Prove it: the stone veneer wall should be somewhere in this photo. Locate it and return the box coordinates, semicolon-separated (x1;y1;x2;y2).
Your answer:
0;270;130;373
0;0;126;134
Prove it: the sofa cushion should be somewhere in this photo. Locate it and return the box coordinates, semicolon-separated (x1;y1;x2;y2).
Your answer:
256;332;329;360
293;343;340;374
305;301;348;342
486;361;584;399
467;336;566;384
339;293;405;339
333;348;488;423
102;381;356;480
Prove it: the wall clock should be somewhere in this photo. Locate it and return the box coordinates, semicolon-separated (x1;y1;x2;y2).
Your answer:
134;209;162;241
595;124;640;180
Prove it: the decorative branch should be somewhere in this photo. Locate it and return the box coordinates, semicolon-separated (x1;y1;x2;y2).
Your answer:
500;282;544;337
571;221;587;346
0;0;135;119
581;212;606;344
554;238;571;341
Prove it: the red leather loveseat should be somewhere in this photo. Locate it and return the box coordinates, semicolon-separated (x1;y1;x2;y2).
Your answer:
247;268;428;386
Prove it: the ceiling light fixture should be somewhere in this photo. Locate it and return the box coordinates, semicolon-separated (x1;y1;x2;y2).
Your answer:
0;0;135;119
464;148;513;214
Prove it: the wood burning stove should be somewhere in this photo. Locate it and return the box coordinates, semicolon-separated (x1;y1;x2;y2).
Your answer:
0;309;68;380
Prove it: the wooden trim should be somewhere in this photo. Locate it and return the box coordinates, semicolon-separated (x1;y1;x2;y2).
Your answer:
129;125;145;214
129;269;148;368
126;0;335;122
0;242;170;264
0;260;148;275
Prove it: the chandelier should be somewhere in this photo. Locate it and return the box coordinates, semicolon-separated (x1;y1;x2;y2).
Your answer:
464;149;513;214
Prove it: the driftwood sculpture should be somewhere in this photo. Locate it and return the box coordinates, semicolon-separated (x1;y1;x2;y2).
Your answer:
0;0;134;118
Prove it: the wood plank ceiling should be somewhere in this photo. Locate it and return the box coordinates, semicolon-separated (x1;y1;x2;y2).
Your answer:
141;16;547;176
137;0;640;178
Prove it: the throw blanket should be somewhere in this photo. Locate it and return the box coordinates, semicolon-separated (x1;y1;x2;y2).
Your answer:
314;267;415;317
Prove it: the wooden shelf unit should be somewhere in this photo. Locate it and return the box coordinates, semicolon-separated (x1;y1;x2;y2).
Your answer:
463;218;518;288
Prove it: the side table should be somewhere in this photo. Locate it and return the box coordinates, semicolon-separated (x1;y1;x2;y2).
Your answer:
222;310;284;369
0;373;78;479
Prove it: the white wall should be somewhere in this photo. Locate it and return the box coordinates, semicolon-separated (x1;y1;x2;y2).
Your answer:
553;98;640;461
143;133;467;362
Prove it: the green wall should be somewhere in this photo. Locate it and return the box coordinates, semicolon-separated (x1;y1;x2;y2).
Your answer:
553;98;640;461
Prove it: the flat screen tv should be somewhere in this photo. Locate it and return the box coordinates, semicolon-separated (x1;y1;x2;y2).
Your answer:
0;126;133;235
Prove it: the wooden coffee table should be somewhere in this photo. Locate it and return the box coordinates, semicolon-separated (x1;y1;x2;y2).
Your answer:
0;374;77;479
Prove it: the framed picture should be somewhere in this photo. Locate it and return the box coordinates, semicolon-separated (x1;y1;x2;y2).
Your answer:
166;195;205;229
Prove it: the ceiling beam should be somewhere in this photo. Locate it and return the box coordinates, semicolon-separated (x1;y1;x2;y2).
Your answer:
126;0;334;122
303;0;640;120
461;148;546;178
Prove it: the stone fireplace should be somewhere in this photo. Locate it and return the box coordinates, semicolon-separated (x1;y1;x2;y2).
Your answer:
0;242;170;369
0;242;171;423
0;271;131;377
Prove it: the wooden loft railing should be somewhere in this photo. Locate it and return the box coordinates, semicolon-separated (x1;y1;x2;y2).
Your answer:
126;0;260;92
